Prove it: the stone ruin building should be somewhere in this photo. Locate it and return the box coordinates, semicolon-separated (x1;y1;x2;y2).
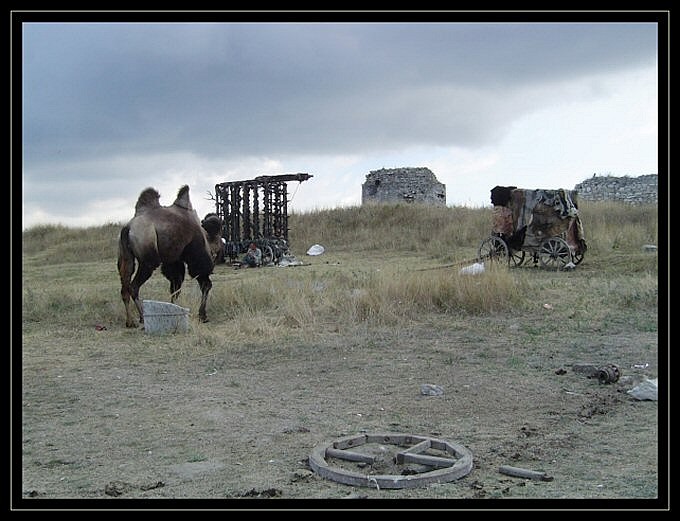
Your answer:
361;167;446;206
573;174;658;205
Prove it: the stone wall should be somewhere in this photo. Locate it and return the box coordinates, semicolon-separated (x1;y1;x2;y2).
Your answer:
362;167;446;206
574;174;657;205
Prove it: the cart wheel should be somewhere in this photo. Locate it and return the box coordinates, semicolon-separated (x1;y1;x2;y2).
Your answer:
261;244;274;265
478;236;509;264
509;249;526;267
538;237;572;270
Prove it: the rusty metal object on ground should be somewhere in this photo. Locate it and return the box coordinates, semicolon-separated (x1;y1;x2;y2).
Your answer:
597;364;621;384
572;363;622;384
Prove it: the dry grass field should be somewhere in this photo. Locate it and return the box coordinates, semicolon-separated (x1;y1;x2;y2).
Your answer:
16;201;666;510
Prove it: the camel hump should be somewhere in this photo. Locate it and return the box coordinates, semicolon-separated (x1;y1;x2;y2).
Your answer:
135;188;161;214
173;185;193;210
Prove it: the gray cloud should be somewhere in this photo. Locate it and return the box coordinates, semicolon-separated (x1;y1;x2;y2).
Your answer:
23;22;656;165
19;19;659;228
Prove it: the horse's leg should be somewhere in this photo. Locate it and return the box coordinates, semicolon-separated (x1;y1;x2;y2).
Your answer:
130;264;155;324
161;262;186;302
196;274;213;323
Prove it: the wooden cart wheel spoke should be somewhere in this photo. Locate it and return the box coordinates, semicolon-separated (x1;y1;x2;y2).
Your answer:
538;237;572;270
509;249;525;267
261;244;274;265
478;236;509;264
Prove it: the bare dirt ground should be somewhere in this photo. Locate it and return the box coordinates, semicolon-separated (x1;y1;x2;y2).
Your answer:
17;255;664;510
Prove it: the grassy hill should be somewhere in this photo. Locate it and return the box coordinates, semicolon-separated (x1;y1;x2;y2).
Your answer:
21;201;659;341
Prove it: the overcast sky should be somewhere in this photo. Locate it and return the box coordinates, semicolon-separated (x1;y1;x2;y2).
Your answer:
19;15;661;229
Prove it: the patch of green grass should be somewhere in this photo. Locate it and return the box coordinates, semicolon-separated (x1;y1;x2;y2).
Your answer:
187;453;208;463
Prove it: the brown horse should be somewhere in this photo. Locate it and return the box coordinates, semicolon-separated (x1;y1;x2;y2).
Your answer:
117;185;214;327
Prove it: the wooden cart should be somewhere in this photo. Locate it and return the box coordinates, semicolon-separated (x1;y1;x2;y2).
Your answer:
477;186;587;270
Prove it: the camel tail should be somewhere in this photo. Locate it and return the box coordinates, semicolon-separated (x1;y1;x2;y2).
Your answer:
117;225;135;281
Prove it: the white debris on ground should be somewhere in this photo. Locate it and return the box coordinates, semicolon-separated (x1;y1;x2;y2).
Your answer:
306;244;325;256
420;383;444;396
278;255;304;267
627;377;658;401
459;262;485;275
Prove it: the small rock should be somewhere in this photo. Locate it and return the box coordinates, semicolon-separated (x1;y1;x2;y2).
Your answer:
420;383;444;396
104;481;130;497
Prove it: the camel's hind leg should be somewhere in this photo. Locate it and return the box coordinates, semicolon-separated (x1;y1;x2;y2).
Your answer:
118;226;140;328
119;264;138;328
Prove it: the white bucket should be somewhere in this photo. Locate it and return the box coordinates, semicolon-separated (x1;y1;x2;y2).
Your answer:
143;300;190;334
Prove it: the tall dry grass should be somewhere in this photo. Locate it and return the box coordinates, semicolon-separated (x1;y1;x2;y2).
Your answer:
288;203;489;262
21;201;659;346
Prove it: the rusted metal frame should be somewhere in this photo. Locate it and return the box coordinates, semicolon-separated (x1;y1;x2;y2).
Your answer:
242;183;252;242
252;182;260;240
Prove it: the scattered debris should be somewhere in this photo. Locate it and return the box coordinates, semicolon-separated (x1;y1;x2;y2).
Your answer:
596;364;621;384
240;487;283;498
554;368;567;375
104;481;131;497
139;481;165;491
459;262;485;275
420;383;444;396
499;465;554;482
104;479;165;496
642;244;657;252
278;255;305;267
627;377;658;401
291;469;314;482
578;394;620;418
306;244;325;256
343;492;369;499
572;363;621;383
631;362;649;369
572;363;599;378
